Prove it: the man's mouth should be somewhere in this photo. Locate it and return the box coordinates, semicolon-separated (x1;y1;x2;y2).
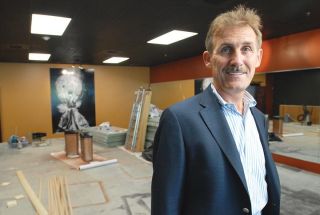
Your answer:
223;67;247;75
226;71;246;75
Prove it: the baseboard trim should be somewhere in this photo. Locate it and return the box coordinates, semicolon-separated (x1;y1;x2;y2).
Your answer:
272;153;320;174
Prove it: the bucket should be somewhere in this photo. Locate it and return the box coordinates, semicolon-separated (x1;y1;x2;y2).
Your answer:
80;132;93;162
64;131;79;158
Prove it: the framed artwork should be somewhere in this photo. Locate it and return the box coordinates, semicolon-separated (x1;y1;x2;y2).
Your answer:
50;68;96;133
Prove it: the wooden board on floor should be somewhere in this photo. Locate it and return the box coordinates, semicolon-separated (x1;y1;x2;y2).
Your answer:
50;151;114;170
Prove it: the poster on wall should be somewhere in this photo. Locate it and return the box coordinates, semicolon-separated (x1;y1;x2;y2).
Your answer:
50;68;96;133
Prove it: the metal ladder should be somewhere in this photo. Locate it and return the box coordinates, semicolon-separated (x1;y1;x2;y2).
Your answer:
125;87;146;151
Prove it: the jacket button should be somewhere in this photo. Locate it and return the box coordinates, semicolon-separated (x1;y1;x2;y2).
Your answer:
242;208;250;213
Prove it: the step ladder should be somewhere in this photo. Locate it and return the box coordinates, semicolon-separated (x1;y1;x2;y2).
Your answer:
125;87;152;152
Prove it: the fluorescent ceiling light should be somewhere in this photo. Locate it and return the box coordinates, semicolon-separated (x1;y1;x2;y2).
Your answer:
28;53;51;61
31;14;71;36
147;30;198;45
103;57;129;64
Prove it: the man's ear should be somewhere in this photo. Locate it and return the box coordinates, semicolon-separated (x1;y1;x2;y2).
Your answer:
203;51;212;68
255;48;263;68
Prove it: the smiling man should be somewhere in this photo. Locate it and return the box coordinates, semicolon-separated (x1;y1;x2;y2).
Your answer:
151;5;280;215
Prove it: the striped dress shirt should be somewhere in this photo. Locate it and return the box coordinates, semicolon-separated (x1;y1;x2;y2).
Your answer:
211;84;268;215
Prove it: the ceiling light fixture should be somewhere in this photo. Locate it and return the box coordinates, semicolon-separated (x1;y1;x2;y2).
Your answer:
147;30;198;45
103;57;129;64
42;36;51;41
31;14;71;36
28;53;51;61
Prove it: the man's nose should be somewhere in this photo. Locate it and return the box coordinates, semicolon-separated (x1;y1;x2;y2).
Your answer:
230;49;243;66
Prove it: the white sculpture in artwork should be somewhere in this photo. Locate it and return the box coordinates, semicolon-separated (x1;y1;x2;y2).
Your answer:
55;69;89;131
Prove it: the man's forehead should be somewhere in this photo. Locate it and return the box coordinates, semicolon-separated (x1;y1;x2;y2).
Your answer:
215;25;256;39
213;27;258;48
217;41;255;46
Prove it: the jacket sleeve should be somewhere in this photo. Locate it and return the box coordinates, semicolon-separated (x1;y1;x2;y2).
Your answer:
151;108;186;215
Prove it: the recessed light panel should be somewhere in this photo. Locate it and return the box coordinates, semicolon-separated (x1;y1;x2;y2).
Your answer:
147;30;198;45
103;57;129;64
28;53;51;61
31;14;71;36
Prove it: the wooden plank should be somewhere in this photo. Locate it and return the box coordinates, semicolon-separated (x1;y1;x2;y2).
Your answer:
135;90;152;152
16;170;48;215
64;177;73;215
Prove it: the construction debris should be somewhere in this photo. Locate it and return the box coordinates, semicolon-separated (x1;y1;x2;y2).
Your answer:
14;194;25;200
6;200;17;208
1;182;10;186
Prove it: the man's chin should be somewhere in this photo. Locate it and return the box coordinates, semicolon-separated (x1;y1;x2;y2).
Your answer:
224;86;247;94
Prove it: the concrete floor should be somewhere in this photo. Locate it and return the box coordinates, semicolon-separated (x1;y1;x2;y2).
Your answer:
0;138;319;215
277;164;320;215
0;139;152;215
269;122;320;163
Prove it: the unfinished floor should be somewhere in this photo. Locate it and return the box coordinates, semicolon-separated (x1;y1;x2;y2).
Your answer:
0;138;319;215
269;122;320;163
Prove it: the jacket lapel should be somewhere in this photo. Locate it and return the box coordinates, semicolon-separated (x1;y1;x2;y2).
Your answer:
199;87;248;193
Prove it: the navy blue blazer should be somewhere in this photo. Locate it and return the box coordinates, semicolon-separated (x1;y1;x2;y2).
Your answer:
151;86;280;215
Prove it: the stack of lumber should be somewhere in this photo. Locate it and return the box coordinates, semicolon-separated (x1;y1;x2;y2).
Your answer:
48;176;72;215
16;171;73;215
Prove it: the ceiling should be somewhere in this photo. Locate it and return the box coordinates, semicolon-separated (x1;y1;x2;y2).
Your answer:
0;0;320;67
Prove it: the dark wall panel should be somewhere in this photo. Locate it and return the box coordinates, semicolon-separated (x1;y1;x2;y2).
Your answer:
270;69;320;115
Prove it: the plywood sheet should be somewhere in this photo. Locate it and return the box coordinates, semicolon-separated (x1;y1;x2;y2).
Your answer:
50;151;112;170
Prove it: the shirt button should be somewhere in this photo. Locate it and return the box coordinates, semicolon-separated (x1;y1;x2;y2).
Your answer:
242;208;250;214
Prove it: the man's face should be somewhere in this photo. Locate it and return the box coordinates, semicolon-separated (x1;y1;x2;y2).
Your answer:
203;25;262;95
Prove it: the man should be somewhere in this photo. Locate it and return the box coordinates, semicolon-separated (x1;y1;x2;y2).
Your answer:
151;5;280;215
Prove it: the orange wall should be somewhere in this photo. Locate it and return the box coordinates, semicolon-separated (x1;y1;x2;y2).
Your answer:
151;80;194;109
0;63;149;141
150;29;320;83
150;56;211;83
258;29;320;73
150;74;266;110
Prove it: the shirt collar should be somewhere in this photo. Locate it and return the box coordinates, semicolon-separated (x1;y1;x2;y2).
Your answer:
210;83;257;108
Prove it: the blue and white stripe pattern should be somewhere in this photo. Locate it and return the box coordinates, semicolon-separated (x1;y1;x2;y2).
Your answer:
211;84;268;215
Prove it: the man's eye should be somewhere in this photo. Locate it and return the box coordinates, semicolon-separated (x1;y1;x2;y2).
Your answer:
220;47;232;54
242;46;253;52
